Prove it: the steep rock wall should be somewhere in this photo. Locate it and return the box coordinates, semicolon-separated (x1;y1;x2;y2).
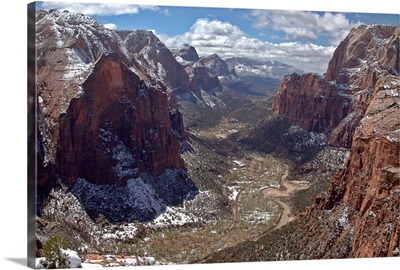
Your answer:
56;53;185;186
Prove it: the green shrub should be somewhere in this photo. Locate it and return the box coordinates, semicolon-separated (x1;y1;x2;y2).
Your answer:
42;236;70;269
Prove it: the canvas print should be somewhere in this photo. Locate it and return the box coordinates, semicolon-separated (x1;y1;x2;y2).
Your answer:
28;1;400;268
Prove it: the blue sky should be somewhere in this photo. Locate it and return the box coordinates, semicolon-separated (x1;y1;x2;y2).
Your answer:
36;1;399;73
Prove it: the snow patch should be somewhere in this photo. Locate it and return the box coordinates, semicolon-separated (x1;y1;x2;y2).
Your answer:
98;127;139;179
71;169;198;222
151;206;201;228
228;186;239;201
244;210;271;223
71;177;165;222
62;48;93;87
101;223;139;241
337;206;350;231
385;89;399;97
200;90;225;108
60;248;82;269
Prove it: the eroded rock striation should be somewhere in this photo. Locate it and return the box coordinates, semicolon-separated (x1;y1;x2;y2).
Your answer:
122;30;190;94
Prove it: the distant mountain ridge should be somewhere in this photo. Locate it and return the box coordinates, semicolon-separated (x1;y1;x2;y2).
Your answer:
222;57;304;97
225;57;304;79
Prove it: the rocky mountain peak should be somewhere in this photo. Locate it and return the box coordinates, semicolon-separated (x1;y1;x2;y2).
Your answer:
199;53;237;77
35;11;193;217
55;51;186;187
123;30;190;94
176;43;200;63
36;9;129;66
123;30;166;54
225;57;303;79
272;24;399;148
325;24;398;86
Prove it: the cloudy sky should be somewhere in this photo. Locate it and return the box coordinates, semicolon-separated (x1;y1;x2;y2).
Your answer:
36;1;398;74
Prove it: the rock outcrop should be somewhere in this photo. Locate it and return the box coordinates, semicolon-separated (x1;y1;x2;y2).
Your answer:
122;30;190;94
175;43;200;63
56;52;185;186
302;75;400;258
188;63;221;93
271;73;351;134
272;24;399;149
325;24;399;84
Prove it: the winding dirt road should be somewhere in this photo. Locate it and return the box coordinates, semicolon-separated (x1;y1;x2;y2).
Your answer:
202;119;312;237
224;163;311;237
222;188;244;238
261;164;310;229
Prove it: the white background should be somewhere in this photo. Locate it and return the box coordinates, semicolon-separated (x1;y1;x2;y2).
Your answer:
0;0;399;269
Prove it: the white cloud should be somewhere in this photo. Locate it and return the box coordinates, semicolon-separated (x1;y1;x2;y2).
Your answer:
41;2;164;16
41;2;139;15
250;10;362;46
161;8;172;16
159;18;336;74
103;23;117;30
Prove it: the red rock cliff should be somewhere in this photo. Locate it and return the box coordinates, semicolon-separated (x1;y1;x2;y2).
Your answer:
302;76;400;258
56;53;185;186
36;11;190;191
35;10;134;196
325;24;399;85
295;24;400;258
272;24;399;149
271;24;400;258
272;73;350;134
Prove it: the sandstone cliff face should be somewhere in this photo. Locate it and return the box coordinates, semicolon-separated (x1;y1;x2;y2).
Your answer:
56;53;185;186
294;25;400;258
36;10;130;167
303;76;400;258
35;10;134;199
325;24;399;85
188;63;221;93
272;73;351;134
